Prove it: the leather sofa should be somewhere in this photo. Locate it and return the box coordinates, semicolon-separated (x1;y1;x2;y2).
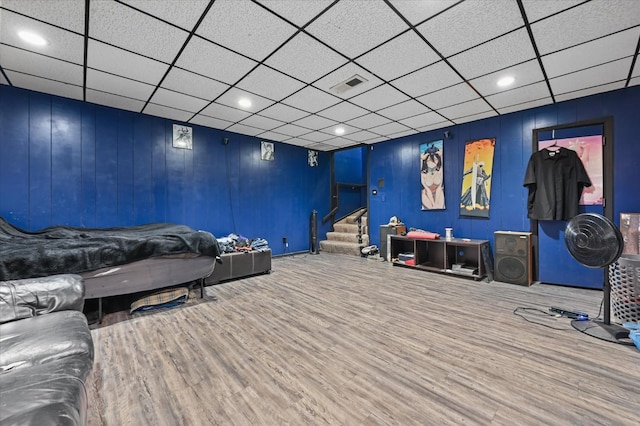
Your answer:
0;274;94;426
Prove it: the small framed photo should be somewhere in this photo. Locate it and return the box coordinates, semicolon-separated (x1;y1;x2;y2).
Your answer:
172;124;193;149
261;141;275;161
308;150;318;167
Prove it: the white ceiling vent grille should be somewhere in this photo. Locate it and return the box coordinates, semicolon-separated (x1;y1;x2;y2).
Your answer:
330;74;368;94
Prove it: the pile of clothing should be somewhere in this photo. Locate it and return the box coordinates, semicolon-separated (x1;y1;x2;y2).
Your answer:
217;233;270;253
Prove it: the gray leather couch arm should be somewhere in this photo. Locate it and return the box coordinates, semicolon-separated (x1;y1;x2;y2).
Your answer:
0;274;85;324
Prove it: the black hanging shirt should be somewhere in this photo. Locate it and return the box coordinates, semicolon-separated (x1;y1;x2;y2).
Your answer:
523;147;592;220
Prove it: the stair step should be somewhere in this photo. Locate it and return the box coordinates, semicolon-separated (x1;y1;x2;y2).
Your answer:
334;223;369;234
341;215;368;226
326;231;369;245
319;240;363;257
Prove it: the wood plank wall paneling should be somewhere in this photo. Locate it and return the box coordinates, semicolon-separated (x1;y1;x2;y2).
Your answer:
86;254;640;425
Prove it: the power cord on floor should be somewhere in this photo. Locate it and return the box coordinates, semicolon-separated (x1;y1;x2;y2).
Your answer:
512;307;575;331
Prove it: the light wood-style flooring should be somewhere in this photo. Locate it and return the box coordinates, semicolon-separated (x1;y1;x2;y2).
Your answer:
86;253;639;425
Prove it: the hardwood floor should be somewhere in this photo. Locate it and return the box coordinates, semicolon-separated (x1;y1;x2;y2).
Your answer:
86;253;639;425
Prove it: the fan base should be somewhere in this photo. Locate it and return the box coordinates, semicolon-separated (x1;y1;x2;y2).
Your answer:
571;319;633;345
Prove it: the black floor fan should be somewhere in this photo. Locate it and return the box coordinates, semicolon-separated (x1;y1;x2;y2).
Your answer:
564;213;632;345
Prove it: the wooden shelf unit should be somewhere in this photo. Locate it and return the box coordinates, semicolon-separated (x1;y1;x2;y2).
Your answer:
390;235;490;280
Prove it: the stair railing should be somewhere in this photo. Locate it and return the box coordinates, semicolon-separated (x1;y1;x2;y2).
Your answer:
353;208;367;245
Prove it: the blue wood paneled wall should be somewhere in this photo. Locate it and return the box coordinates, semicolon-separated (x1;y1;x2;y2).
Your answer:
0;85;331;255
369;85;640;286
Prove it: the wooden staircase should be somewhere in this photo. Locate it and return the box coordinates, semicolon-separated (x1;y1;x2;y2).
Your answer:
319;209;369;256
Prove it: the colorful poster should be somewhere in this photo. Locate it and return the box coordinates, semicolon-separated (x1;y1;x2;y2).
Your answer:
420;140;445;210
538;135;603;205
460;138;495;218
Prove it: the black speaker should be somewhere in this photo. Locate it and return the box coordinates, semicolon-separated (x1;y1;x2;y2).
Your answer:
494;231;533;286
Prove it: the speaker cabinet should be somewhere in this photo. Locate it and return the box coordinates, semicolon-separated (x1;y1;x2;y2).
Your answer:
494;231;533;286
380;225;406;261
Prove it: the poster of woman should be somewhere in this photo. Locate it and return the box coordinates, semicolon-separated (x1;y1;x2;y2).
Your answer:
420;140;445;210
460;138;495;218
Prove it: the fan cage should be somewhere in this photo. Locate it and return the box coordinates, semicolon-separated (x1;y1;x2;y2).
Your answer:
609;254;640;325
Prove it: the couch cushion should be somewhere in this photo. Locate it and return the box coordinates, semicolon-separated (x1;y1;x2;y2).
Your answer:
0;356;92;426
0;310;93;374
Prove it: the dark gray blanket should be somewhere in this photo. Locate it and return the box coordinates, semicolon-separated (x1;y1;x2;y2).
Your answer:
0;218;220;281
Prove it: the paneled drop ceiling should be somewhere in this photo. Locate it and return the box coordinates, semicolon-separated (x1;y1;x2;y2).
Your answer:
1;0;638;151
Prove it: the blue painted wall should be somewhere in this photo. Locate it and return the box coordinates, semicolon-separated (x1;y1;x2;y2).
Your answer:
0;85;331;255
369;85;640;287
334;146;367;219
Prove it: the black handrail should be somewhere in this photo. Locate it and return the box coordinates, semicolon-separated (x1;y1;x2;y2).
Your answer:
322;206;338;224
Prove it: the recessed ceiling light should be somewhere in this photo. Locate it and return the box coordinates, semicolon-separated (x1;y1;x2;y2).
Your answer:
18;30;48;46
497;76;515;87
238;98;252;108
335;127;345;135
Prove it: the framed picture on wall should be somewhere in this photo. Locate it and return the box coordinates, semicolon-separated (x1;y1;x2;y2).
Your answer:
172;124;193;149
459;138;495;218
261;141;275;161
308;150;318;167
420;140;445;210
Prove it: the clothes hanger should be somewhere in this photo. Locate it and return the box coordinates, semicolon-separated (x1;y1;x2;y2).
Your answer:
547;130;561;151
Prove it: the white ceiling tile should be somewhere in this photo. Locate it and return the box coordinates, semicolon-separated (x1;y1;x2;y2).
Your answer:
215;87;275;113
497;97;553;115
628;77;639;87
86;69;155;101
324;138;360;148
144;103;193;122
264;32;347;83
176;36;258;85
2;0;85;33
162;67;230;101
282;85;340;112
349;84;409;111
391;61;463;97
305;0;409;59
320;123;360;137
344;130;381;142
448;29;536;79
521;0;584;24
121;0;209;31
485;82;550;109
286;138;316;147
225;123;264;136
7;70;83;100
293;114;338;130
197;0;297;62
256;0;335;27
356;31;440;81
313;63;383;99
532;0;640;55
87;40;169;85
299;131;336;142
237;65;305;101
554;81;627;103
387;129;418;139
148;88;210;113
308;142;337;151
387;0;459;25
415;120;454;133
86;89;146;112
89;1;189;63
417;83;479;110
256;131;291;142
200;102;252;123
398;111;447;129
317;102;368;122
0;45;83;85
259;103;309;123
452;110;498;124
377;99;431;121
239;114;285;131
417;0;524;57
363;136;390;144
437;98;493;121
345;113;391;130
542;27;640;78
189;114;234;130
469;59;545;97
549;58;632;95
369;121;412;137
633;59;640;78
269;123;310;137
0;73;8;85
0;11;85;64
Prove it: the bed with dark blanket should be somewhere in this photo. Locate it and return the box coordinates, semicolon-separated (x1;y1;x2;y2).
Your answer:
0;218;221;321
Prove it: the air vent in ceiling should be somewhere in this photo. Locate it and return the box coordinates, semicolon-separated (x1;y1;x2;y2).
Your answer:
330;74;368;94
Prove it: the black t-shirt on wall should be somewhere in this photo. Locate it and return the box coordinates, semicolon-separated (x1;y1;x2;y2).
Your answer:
523;147;592;220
